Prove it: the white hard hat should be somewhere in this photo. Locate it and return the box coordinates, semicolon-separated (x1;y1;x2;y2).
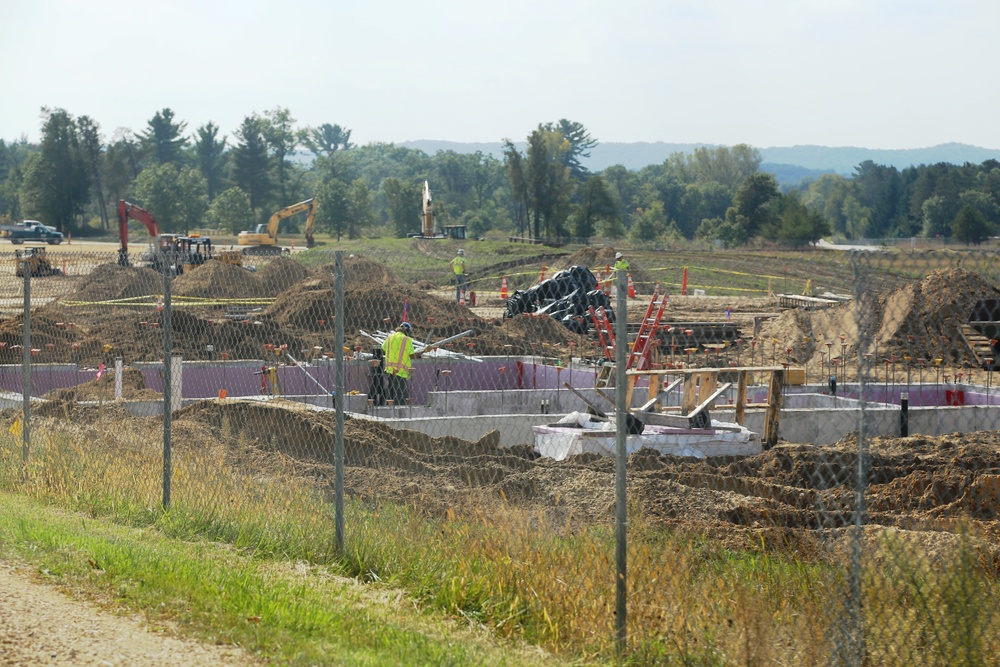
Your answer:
458;249;464;255
615;252;623;259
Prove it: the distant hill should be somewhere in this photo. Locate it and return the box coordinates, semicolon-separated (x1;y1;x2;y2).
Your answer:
399;140;1000;183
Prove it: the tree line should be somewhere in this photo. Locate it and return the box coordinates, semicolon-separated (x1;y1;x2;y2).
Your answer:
1;106;996;246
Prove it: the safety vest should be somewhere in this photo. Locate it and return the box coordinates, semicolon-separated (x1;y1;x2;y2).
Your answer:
614;258;629;272
451;256;466;275
382;330;414;378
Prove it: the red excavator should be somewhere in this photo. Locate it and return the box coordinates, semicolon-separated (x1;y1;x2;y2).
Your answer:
117;199;160;267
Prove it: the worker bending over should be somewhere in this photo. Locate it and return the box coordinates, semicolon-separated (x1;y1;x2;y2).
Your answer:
382;322;423;405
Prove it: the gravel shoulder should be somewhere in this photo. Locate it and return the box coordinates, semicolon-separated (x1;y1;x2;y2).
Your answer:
0;561;252;667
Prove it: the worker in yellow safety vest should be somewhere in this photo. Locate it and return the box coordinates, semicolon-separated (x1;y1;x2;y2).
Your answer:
382;322;423;405
450;249;467;303
613;251;629;273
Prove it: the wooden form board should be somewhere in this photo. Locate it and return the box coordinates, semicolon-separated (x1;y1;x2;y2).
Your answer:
624;365;786;448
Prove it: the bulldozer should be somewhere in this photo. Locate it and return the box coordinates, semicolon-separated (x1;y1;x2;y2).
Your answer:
15;247;61;277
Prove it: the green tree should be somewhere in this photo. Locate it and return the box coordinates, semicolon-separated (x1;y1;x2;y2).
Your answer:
525;126;571;240
208;187;253;234
764;193;831;246
574;175;617;240
300;123;353;157
103;129;142;205
628;202;667;244
502;140;530;237
20;108;88;232
921;195;958;238
679;182;731;239
317;178;350;241
264;107;298;205
193;122;228;201
952;205;993;245
382;177;418;237
347;179;375;239
133;163;182;231
696;216;747;248
140;108;188;165
231;115;271;217
77;115;109;229
726;172;780;241
541;119;596;180
175;167;209;231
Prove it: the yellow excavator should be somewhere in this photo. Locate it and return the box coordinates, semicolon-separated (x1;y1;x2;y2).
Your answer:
237;198;317;255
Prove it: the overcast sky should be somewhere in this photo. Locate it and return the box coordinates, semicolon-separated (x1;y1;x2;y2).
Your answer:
3;0;998;150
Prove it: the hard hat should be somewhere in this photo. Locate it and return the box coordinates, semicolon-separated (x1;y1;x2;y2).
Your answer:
400;322;412;331
615;252;623;259
458;249;464;255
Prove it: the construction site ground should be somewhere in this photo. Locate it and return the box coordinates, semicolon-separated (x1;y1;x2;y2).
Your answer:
5;243;1000;659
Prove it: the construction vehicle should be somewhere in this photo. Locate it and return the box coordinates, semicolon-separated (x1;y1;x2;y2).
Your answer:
142;234;215;276
117;200;160;267
237;198;317;255
411;181;466;239
4;220;64;245
14;247;61;277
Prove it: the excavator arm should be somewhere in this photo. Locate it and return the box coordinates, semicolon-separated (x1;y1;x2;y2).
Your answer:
304;198;318;247
117;200;160;266
264;198;315;243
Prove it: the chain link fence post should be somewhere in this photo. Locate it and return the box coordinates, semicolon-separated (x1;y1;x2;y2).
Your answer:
334;251;345;552
21;265;30;474
162;248;173;510
614;267;628;652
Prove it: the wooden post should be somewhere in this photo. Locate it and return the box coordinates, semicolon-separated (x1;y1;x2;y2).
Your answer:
763;369;784;448
735;370;748;425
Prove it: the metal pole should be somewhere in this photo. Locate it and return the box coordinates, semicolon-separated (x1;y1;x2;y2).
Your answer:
614;269;628;652
162;249;173;510
334;252;345;551
21;267;31;474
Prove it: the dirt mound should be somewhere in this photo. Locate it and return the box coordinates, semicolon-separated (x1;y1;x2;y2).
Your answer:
70;264;162;302
164;399;1000;539
43;366;160;402
874;268;1000;363
257;257;311;293
172;261;266;299
760;268;1000;369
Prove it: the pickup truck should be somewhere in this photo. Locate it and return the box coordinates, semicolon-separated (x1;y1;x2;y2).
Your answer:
3;220;64;245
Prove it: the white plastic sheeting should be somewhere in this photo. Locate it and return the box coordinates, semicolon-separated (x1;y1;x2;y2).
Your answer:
533;413;762;461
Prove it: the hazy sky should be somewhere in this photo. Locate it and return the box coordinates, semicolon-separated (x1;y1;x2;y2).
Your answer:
3;0;998;149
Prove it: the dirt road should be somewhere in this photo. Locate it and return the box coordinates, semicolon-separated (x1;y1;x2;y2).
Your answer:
0;562;250;667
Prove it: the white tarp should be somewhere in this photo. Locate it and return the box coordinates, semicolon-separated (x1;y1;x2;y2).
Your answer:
533;414;762;461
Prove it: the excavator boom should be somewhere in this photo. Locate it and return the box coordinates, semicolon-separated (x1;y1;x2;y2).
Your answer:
238;197;316;254
117;200;160;266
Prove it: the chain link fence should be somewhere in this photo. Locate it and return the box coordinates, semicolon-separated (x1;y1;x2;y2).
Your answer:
0;243;998;663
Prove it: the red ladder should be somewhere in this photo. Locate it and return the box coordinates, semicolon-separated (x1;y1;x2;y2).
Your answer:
627;293;669;371
589;306;615;360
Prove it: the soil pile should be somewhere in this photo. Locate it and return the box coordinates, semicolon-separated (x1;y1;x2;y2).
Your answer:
257;256;311;293
172;261;266;299
70;264;162;301
43;366;161;402
759;268;1000;369
162;399;1000;548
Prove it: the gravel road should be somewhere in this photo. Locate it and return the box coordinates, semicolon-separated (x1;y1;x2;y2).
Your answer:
0;563;251;667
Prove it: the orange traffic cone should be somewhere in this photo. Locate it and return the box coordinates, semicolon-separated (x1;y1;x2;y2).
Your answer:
500;275;509;300
459;289;466;306
627;273;636;298
539;264;546;282
601;271;610;297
